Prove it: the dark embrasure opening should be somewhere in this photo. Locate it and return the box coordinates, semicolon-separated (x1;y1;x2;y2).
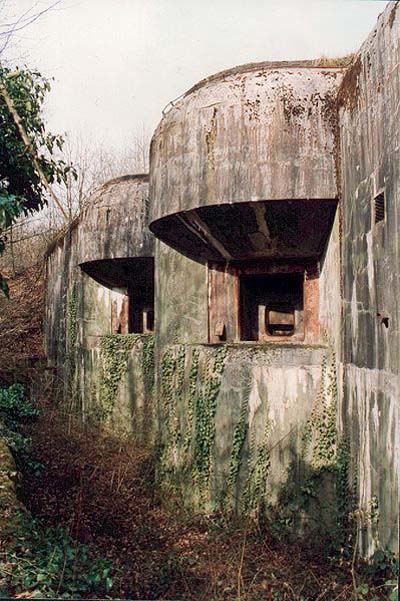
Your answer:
240;273;304;341
80;257;155;334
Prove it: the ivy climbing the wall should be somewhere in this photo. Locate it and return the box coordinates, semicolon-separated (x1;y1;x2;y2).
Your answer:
66;283;78;372
158;343;349;528
242;414;271;515
159;345;228;506
141;335;155;395
65;283;79;405
191;346;228;498
227;382;250;504
183;348;199;453
98;334;141;420
301;351;338;470
67;285;78;348
159;345;186;469
294;348;353;540
335;437;353;524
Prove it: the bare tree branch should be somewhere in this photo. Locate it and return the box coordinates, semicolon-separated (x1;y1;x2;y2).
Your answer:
0;0;63;57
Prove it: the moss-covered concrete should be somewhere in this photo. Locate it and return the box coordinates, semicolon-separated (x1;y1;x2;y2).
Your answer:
157;342;341;527
155;240;208;348
81;334;155;441
44;176;156;441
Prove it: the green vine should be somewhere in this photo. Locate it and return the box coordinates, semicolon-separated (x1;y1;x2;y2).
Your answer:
141;335;155;395
243;412;271;514
160;348;175;430
154;340;356;542
183;348;199;453
227;391;249;496
159;345;228;505
173;346;186;449
289;347;353;540
98;334;141;419
67;285;78;347
192;346;228;495
66;283;78;373
335;437;353;527
138;334;155;438
159;346;186;470
301;351;338;469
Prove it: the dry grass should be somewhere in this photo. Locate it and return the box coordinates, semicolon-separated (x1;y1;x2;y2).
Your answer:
0;263;44;367
17;393;390;601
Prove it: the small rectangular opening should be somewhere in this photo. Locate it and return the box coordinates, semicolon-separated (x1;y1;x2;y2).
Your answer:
112;293;130;335
240;273;303;341
374;192;385;224
145;309;154;333
267;308;295;336
127;263;155;334
112;299;154;335
129;303;154;334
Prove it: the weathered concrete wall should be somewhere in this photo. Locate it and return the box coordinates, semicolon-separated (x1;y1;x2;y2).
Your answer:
339;1;400;554
44;224;80;369
76;174;152;265
44;175;153;363
81;272;114;339
158;342;343;533
80;334;154;440
155;240;208;348
150;63;343;221
150;63;343;264
154;237;343;524
150;13;399;553
319;211;342;354
44;176;155;439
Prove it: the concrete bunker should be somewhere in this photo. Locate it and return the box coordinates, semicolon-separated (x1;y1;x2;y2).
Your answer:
149;61;344;525
44;174;156;439
43;1;400;557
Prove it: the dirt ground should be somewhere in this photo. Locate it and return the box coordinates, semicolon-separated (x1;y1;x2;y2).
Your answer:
19;397;379;601
0;263;44;365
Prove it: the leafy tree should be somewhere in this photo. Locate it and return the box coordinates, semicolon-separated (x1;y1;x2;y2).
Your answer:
0;63;74;295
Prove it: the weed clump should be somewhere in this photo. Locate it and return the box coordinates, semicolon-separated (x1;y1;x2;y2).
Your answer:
0;383;41;474
1;516;113;599
0;384;114;599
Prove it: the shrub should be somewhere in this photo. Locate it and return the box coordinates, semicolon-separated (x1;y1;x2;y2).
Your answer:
0;383;41;474
1;516;113;598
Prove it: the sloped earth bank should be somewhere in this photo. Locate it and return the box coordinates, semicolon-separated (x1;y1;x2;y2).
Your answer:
6;395;390;601
0;264;44;365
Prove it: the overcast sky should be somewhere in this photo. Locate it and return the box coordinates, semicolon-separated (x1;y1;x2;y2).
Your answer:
5;0;389;151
